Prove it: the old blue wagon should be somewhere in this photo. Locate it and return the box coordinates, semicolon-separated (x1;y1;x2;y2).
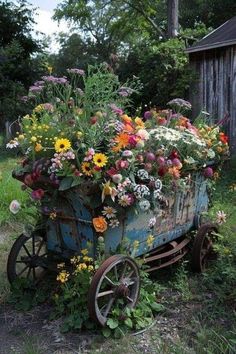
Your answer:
7;170;217;326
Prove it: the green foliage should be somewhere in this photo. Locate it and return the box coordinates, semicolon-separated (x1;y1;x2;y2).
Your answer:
0;1;47;128
8;278;49;311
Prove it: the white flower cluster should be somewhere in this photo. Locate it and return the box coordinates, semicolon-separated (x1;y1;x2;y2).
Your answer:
150;126;182;142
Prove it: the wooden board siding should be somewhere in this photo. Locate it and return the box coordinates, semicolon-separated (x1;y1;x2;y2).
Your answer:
189;45;236;152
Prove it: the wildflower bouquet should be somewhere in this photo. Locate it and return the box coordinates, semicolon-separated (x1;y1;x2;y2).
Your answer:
8;65;229;235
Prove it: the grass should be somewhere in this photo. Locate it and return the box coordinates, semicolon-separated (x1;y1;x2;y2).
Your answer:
0;150;28;226
0;147;236;353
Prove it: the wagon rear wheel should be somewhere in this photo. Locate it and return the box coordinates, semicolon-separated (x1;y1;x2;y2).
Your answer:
191;223;218;272
7;232;48;284
88;255;140;326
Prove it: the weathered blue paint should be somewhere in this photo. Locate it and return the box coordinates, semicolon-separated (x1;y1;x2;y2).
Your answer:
45;171;209;259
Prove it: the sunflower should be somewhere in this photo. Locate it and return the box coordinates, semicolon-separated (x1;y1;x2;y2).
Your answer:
54;138;71;153
81;162;93;176
93;153;108;167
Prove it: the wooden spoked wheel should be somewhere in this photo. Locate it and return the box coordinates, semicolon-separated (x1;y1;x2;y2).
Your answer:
191;223;218;272
7;233;48;284
88;255;140;326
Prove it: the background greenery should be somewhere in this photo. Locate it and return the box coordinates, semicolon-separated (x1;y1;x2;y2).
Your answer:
1;0;236;130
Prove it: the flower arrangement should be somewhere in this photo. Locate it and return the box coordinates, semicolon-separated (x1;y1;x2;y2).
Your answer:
8;65;229;235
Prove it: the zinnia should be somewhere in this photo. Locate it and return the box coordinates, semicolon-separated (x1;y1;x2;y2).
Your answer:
92;216;108;233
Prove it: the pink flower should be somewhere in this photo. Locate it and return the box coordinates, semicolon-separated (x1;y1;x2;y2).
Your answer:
136;129;149;141
118;194;132;207
128;135;138;147
84;148;95;161
31;189;45;200
115;160;129;170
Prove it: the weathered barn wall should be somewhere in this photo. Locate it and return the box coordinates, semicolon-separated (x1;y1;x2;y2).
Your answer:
189;45;236;152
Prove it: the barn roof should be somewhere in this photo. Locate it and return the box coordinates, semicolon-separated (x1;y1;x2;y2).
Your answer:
186;16;236;53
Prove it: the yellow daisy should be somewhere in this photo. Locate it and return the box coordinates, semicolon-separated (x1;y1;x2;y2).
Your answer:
81;162;93;176
93;153;108;167
54;138;71;153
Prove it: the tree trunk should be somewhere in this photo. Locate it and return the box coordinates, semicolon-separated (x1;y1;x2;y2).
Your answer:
167;0;179;38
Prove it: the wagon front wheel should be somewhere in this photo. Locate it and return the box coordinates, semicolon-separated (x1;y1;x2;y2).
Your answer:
191;223;218;272
7;232;48;284
88;255;140;326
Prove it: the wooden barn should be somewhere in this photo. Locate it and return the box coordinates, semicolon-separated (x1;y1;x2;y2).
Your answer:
186;16;236;152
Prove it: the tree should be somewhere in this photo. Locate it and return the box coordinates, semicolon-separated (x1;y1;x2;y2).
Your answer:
167;0;179;38
0;0;43;129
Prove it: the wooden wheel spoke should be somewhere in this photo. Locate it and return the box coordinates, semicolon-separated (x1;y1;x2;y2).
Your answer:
104;275;115;286
17;265;29;276
120;261;127;281
126;296;134;303
97;289;114;299
32;235;35;255
36;239;45;255
23;245;32;258
127;269;135;278
102;296;115;317
26;267;32;279
113;265;118;281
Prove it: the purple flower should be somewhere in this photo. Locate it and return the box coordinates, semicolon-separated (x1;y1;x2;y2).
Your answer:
42;76;68;84
118;87;133;97
203;167;214;178
42;103;54;112
109;103;123;116
20;96;29;102
56;77;68;84
67;68;85;76
29;85;43;93
34;80;45;86
144;111;152;120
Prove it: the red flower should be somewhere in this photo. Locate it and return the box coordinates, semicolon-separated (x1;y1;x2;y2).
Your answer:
106;167;118;177
219;132;228;144
31;188;45;200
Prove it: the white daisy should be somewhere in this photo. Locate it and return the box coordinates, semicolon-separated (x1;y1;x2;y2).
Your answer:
6;140;19;149
102;206;117;219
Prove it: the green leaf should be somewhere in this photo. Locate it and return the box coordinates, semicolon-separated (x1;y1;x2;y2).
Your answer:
107;318;119;329
102;327;111;338
150;302;164;312
124;318;133;328
114;327;123;338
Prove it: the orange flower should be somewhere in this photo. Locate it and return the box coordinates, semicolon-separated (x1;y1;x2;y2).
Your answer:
121;114;132;124
123;123;134;133
114;132;129;149
92;216;108;233
176;117;188;127
168;167;181;179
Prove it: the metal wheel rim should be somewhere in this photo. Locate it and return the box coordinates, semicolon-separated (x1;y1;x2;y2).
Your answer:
91;256;140;326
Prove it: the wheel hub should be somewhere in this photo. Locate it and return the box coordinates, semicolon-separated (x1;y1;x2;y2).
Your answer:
115;283;130;298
